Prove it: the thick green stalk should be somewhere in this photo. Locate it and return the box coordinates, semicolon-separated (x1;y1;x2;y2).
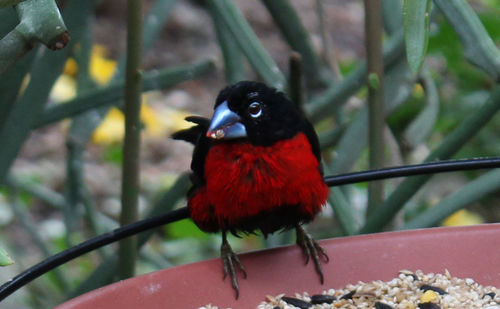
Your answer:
0;0;69;73
0;29;29;74
359;85;500;234
0;51;36;127
118;0;143;280
0;0;97;184
364;0;386;215
0;0;26;8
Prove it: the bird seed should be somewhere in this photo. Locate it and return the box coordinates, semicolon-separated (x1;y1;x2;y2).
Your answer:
257;270;500;309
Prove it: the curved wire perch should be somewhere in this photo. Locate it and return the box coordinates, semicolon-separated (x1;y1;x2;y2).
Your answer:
1;157;500;302
324;157;500;186
0;207;190;302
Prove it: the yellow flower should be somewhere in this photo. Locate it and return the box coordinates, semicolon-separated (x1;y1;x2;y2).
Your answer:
63;57;78;76
89;45;117;86
92;107;125;144
52;45;117;103
413;83;425;99
50;75;77;102
92;94;192;145
442;209;483;227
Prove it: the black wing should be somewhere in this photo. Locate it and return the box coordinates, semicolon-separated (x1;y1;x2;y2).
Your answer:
172;116;212;188
171;116;210;145
299;117;324;176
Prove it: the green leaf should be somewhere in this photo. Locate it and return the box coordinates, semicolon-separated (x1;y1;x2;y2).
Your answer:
434;0;500;79
0;246;13;266
382;0;403;35
403;0;431;74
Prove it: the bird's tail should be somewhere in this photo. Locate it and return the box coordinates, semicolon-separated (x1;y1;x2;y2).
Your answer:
171;116;210;145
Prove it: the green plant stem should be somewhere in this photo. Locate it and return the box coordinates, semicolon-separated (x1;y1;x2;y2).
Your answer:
402;168;500;230
359;85;500;234
318;125;346;149
6;187;70;293
0;0;96;184
0;52;36;130
261;0;330;87
69;174;190;298
403;68;439;148
207;0;286;90
433;0;500;80
289;51;304;112
33;61;214;129
381;0;403;35
5;175;66;209
118;0;143;280
315;0;342;82
0;29;29;74
0;0;26;8
328;60;413;175
364;0;386;215
206;0;246;84
0;0;69;73
306;29;405;123
325;163;359;235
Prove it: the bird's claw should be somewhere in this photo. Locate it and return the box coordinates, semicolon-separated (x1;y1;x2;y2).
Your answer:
295;225;329;284
221;233;246;299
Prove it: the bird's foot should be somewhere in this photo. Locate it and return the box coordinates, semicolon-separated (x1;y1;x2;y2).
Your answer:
295;225;329;283
221;232;247;298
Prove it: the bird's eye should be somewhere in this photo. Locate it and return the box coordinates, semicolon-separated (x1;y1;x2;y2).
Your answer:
248;102;262;118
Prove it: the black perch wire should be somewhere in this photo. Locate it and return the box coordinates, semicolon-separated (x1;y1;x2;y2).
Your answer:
1;157;500;302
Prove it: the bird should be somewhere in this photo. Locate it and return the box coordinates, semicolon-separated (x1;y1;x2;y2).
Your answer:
172;81;330;298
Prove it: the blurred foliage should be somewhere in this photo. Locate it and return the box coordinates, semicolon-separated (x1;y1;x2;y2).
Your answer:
0;246;13;266
0;0;499;307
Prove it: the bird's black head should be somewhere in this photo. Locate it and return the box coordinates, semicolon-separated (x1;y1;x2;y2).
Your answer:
206;81;304;146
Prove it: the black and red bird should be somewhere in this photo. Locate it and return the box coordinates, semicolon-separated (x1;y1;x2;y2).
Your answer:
173;81;330;297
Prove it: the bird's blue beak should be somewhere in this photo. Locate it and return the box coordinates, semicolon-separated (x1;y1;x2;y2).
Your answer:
206;101;247;140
